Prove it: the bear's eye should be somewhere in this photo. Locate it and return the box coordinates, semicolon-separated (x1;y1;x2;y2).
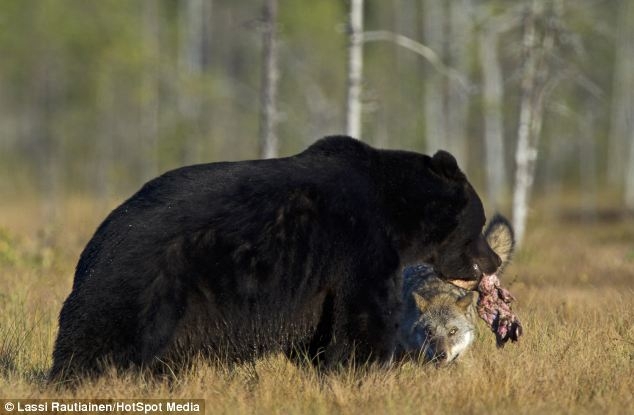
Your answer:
448;327;458;336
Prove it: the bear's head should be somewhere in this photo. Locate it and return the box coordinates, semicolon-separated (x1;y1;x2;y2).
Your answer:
427;151;501;281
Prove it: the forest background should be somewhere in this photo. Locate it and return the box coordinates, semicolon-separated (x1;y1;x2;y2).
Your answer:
0;0;633;220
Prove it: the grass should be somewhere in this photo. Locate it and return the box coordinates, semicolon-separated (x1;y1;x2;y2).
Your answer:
0;195;632;414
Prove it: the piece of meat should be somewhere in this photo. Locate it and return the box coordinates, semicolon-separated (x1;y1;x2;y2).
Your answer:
476;273;523;347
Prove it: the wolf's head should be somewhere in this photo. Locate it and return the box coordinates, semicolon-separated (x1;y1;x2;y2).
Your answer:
410;290;477;365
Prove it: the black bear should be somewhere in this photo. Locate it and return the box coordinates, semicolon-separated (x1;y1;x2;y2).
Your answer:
50;136;501;381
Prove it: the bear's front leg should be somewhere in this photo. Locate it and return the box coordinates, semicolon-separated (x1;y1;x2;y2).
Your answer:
327;265;402;367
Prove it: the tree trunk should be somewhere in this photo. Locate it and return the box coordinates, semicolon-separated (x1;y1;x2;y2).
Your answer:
607;0;634;188
579;102;598;216
625;116;634;209
422;0;446;153
479;26;507;208
446;0;472;169
607;0;634;208
259;0;279;159
179;0;207;164
27;61;61;224
345;0;364;140
141;0;160;181
512;0;553;247
96;70;114;206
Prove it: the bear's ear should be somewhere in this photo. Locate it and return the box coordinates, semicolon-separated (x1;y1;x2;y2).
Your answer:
430;150;465;181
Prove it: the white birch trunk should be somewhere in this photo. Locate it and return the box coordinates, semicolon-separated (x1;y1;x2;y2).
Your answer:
345;0;364;140
625;120;634;209
141;0;160;181
608;0;634;187
259;0;279;159
608;1;634;208
27;62;61;224
479;26;507;208
579;103;598;215
179;0;207;164
446;0;472;169
422;0;446;154
96;70;114;206
512;1;541;248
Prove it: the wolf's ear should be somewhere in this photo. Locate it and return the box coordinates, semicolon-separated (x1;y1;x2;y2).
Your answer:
484;214;515;271
413;292;428;310
430;151;465;181
456;291;477;310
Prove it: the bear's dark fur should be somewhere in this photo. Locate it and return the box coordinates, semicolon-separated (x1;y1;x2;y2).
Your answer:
50;136;501;381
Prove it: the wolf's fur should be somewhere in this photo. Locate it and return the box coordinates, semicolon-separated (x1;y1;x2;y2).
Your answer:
397;214;515;364
484;214;514;272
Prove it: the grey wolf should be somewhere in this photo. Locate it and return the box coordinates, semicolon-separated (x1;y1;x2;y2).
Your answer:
397;214;514;364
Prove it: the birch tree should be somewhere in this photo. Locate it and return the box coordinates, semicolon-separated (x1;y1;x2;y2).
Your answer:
579;102;598;214
96;70;115;206
345;0;363;139
625;121;634;209
422;0;446;154
27;59;61;223
477;6;521;208
512;0;555;247
351;1;469;148
607;0;634;208
479;25;506;208
179;0;208;164
141;0;160;181
607;0;634;189
259;0;279;159
446;0;472;169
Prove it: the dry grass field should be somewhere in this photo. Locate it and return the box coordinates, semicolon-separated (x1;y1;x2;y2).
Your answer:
0;195;632;414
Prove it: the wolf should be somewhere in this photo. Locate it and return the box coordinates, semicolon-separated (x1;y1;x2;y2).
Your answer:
397;214;515;365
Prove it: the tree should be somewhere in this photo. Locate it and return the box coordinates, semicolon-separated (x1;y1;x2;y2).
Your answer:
446;0;472;169
422;0;446;154
579;102;598;214
345;0;364;139
477;5;521;208
512;0;556;247
96;69;115;206
179;0;209;164
626;123;634;209
607;0;634;190
259;0;279;158
479;24;506;208
608;0;634;208
140;0;160;181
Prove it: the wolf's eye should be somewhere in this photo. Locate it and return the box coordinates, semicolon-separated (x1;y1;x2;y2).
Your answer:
448;327;458;336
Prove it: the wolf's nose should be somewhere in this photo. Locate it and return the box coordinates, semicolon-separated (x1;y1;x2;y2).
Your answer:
438;352;447;361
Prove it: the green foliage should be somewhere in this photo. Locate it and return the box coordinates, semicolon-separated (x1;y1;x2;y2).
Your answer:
0;0;627;199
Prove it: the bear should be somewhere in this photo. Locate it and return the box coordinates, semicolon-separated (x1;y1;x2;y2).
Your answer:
50;135;501;382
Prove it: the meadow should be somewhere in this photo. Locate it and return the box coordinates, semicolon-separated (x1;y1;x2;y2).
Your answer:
0;195;632;414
